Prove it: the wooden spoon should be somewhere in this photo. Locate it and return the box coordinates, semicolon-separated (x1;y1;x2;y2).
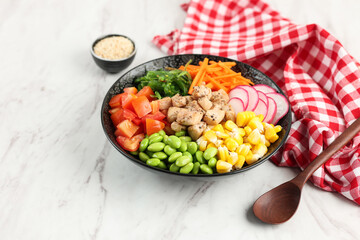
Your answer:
253;118;360;224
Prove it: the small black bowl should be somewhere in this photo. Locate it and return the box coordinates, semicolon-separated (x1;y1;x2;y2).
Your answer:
101;54;292;179
91;34;136;73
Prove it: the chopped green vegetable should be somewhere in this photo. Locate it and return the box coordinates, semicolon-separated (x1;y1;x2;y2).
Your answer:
134;68;192;98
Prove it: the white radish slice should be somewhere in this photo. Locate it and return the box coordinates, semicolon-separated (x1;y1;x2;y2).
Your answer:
229;98;245;115
257;91;269;119
263;96;277;123
253;84;276;94
229;87;249;110
266;92;289;125
237;86;259;111
252;99;268;117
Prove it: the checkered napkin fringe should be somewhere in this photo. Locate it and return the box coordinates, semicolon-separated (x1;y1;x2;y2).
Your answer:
153;0;360;204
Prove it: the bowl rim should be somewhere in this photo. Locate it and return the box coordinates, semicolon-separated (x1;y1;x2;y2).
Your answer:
90;33;137;62
101;54;292;177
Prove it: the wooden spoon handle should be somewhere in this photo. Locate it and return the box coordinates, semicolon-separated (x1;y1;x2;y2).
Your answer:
292;118;360;188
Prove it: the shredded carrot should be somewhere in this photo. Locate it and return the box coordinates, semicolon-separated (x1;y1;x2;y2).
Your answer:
179;58;254;94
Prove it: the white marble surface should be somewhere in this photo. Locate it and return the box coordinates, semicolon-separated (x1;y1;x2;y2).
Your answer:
1;0;360;239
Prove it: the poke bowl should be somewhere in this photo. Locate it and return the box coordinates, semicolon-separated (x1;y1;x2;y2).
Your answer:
101;54;291;179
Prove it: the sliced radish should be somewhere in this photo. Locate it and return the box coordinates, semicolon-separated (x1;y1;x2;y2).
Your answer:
237;86;259;111
252;99;268;117
253;84;276;94
229;87;249;110
263;96;277;123
266;92;289;125
257;91;269;118
229;98;245;115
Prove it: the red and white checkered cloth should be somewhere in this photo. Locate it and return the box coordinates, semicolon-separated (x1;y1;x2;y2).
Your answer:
153;0;360;204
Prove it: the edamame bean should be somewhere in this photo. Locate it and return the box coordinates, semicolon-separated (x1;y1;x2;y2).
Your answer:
175;156;191;167
157;161;167;169
139;152;150;162
187;142;198;155
163;135;169;144
180;162;194;174
168;136;181;149
178;141;188;152
208;157;217;168
175;130;186;137
182;152;193;161
146;158;160;167
191;162;200;174
164;145;176;156
147;142;165;152
152;152;167;160
203;147;218;160
130;150;139;156
179;136;192;142
168;152;182;163
149;133;160;138
195;151;205;164
158;130;166;136
200;164;213;174
169;163;180;172
149;135;163;144
139;138;149;152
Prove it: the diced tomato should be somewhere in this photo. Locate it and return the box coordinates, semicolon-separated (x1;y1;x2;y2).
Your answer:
111;109;125;126
117;120;140;138
150;101;160;114
114;128;122;137
122;109;137;122
133;124;144;135
109;94;123;108
132;133;145;141
123;87;138;95
136;86;154;101
121;93;137;111
109;107;121;114
160;109;168;116
141;111;166;123
132;96;152;118
132;117;142;125
145;118;165;136
116;136;141;152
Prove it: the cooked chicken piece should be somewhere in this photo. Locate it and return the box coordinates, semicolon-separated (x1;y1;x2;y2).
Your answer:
176;109;204;126
186;100;205;114
171;94;187;107
225;111;236;122
211;89;229;103
167;107;182;123
204;109;225;125
191;86;212;99
197;97;213;111
158;97;172;110
184;95;193;104
171;121;187;132
188;122;207;141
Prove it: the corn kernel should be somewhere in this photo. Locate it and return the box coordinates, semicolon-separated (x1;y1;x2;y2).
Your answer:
204;130;217;143
212;124;225;133
265;139;271;147
234;155;246;169
230;130;243;145
238;128;246;137
265;127;279;143
207;142;216;149
199;141;208;151
245;151;256;164
236;111;256;127
247;117;264;133
215;131;230;139
244;126;252;136
224;120;238;131
260;134;266;145
252;143;268;157
274;125;282;133
216;160;233;173
214;139;224;147
224;138;238;152
227;152;239;165
247;129;261;145
237;144;251;156
217;146;229;161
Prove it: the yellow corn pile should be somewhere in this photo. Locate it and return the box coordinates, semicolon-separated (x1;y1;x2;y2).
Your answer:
197;111;282;173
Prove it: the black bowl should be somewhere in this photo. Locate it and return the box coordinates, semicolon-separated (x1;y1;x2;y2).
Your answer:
101;54;291;179
91;34;136;73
